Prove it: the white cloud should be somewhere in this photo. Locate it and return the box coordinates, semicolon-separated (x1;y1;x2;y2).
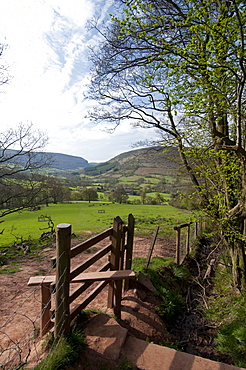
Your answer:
0;0;158;162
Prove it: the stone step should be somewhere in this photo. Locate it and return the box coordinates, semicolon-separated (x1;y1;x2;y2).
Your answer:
84;313;128;362
84;313;244;370
121;336;243;370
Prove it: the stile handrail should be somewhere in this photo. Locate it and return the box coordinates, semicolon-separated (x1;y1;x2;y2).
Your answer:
70;227;113;258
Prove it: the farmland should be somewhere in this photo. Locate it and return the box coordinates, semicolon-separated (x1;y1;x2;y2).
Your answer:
0;201;195;246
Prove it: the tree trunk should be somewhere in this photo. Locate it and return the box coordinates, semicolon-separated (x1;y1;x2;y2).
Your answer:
230;238;246;292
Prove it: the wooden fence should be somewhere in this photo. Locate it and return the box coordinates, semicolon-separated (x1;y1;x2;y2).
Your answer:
174;219;207;264
28;214;135;338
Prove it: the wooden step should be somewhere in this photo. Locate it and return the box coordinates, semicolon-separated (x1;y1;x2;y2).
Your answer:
28;269;135;286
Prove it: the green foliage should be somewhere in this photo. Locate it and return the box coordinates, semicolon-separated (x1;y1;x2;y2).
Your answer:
90;0;246;289
170;263;191;281
132;256;173;273
0;253;7;266
108;187;129;204
207;262;246;367
119;358;135;370
157;287;185;321
33;328;86;370
215;307;246;368
132;256;186;322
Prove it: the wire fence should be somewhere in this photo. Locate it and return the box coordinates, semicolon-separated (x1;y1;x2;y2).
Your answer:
0;246;101;369
0;269;53;369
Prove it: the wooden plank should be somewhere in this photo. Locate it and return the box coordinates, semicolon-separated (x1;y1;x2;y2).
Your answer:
174;222;193;230
69;262;110;304
28;276;55;286
50;228;113;266
70;244;111;280
70;228;113;258
27;267;135;287
71;269;135;283
28;267;134;287
186;223;191;254
70;280;108;321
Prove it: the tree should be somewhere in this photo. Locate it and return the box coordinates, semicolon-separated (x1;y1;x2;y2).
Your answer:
81;188;98;202
108;187;129;204
89;1;246;290
140;188;146;205
43;176;71;204
155;192;164;205
0;123;50;217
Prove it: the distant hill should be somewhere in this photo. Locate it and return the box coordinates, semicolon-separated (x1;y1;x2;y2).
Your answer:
46;152;90;170
2;149;91;171
84;146;183;177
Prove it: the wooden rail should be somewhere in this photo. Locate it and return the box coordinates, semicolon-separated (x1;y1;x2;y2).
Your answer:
174;219;207;264
28;214;135;338
174;222;193;265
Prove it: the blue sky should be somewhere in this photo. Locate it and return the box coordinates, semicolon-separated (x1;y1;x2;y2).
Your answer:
0;0;158;162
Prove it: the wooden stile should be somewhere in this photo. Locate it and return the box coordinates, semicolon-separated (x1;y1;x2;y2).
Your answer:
28;214;135;337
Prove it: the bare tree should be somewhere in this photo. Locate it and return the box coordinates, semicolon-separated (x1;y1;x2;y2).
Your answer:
0;123;51;217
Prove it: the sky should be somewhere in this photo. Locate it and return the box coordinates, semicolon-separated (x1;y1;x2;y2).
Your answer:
0;0;158;163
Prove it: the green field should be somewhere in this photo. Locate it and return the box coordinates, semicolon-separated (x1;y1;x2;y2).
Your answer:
0;201;196;246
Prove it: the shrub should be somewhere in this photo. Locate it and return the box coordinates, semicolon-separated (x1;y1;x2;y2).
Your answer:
215;306;246;367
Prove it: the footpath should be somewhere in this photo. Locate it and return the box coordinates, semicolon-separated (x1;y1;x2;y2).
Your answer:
84;313;244;370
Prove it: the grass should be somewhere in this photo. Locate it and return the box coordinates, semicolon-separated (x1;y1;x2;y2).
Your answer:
132;256;173;272
207;262;246;367
0;261;21;274
132;256;189;322
33;329;86;370
0;201;194;246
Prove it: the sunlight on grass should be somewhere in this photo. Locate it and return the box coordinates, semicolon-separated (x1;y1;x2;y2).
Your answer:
0;202;195;246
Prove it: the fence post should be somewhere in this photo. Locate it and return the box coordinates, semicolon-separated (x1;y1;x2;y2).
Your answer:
186;223;191;255
54;223;71;339
107;217;123;318
174;226;181;265
124;214;135;291
145;225;159;268
41;283;52;336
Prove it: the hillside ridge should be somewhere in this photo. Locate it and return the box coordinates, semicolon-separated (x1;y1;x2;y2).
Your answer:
84;146;182;177
4;146;183;176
